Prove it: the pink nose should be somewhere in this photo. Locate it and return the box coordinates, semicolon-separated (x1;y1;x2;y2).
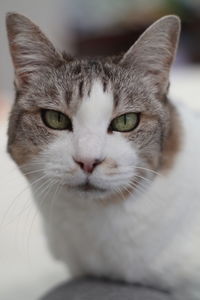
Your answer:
74;158;103;174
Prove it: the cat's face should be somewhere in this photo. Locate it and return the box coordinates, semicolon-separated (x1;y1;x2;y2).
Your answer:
6;13;181;201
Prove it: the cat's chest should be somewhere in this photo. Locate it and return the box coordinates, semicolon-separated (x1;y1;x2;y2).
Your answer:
48;186;191;281
54;199;161;281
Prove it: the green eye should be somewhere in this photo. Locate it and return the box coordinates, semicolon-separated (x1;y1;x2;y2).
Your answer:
109;113;139;132
41;110;72;130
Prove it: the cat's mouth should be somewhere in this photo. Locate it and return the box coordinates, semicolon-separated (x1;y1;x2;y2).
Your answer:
69;179;107;193
78;183;100;191
77;182;107;192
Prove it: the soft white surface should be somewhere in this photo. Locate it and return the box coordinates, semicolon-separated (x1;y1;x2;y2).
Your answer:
0;66;199;300
170;66;200;111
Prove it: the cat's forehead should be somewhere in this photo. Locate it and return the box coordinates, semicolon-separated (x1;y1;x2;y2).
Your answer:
61;60;114;112
16;58;161;116
67;59;111;77
74;79;113;127
57;60;159;115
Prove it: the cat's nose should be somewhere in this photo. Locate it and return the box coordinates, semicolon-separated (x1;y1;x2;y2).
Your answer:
73;158;103;174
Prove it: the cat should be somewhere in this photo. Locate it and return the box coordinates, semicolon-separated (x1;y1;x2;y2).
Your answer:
6;13;200;299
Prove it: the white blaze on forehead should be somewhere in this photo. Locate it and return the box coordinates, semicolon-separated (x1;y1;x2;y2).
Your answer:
73;80;114;160
75;80;113;127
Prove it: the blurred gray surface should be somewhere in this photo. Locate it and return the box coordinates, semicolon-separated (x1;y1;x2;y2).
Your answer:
41;277;171;300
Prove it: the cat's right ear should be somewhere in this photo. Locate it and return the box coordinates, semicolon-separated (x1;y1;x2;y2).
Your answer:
6;13;63;88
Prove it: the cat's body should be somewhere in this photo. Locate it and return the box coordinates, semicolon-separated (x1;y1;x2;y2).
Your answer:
6;13;200;299
37;99;200;299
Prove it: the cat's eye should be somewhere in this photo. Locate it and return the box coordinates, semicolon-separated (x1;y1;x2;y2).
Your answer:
109;113;139;132
41;110;72;130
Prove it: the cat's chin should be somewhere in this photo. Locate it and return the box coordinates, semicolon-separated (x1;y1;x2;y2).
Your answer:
64;181;135;202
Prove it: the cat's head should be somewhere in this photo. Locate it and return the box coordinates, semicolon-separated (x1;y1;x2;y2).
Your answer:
6;13;181;201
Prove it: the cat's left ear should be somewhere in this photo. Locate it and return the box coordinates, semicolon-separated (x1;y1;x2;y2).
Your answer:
6;13;64;88
120;15;181;96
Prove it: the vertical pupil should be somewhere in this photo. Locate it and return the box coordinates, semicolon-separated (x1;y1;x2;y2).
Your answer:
58;113;61;122
124;114;127;125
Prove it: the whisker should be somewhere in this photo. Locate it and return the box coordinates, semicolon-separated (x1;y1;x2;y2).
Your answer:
126;180;147;195
114;186;129;203
20;161;44;169
0;174;48;229
134;174;152;184
10;177;53;258
135;166;161;176
48;179;61;222
22;169;46;176
25;178;56;260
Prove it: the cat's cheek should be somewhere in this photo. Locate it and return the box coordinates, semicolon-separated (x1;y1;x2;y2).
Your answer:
89;139;139;191
40;134;74;170
104;134;139;170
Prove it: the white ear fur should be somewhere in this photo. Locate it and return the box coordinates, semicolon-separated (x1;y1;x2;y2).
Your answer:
6;13;63;87
120;15;181;96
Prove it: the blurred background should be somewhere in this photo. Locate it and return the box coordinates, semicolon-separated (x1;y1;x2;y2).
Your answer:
0;1;200;300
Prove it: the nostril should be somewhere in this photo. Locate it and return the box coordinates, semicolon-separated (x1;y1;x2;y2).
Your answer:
78;161;84;170
73;158;104;174
74;159;84;170
93;159;102;168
